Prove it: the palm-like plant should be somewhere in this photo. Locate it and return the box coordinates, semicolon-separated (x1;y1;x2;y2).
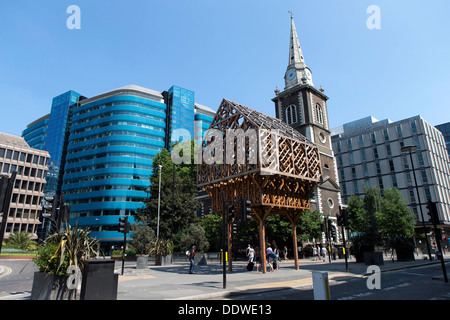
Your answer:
45;225;98;274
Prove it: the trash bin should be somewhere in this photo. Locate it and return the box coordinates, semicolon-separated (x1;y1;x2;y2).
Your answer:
80;259;118;300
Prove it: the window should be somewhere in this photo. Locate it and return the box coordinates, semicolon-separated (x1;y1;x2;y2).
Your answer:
397;125;403;138
315;104;324;124
285;105;297;125
411;121;418;134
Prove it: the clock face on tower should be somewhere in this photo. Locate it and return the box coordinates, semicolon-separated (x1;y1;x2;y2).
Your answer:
286;70;296;81
305;69;312;80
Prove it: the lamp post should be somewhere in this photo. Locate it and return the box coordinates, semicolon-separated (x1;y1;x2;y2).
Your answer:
157;164;162;240
401;145;432;261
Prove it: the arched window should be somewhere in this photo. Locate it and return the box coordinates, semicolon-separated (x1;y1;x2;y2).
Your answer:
315;104;323;125
285;105;297;125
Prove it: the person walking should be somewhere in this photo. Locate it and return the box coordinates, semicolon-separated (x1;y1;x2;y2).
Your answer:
283;246;289;260
321;246;327;262
271;240;279;270
188;245;196;274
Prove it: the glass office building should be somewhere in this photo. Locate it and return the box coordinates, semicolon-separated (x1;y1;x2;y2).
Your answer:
44;90;82;194
166;86;195;145
62;85;167;251
436;122;450;159
22;114;50;150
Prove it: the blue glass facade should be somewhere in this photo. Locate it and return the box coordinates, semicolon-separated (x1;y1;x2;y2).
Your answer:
167;86;195;145
44;90;82;194
436;122;450;159
62;87;166;248
22;114;50;150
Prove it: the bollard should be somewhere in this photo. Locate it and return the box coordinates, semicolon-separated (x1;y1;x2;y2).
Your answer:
312;271;330;300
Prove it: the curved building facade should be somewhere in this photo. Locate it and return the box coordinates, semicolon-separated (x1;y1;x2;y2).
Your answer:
62;86;166;250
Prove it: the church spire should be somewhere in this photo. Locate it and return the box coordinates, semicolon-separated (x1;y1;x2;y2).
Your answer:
288;13;306;69
285;13;314;88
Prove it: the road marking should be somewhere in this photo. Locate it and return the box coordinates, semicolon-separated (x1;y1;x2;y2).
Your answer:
0;266;12;279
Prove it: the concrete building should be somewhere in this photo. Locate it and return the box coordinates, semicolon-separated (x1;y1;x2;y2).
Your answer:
331;115;450;234
0;132;50;239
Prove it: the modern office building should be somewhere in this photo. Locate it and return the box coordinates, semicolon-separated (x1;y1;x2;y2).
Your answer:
0;132;50;240
56;84;214;251
331;115;450;233
436;122;450;159
22;114;50;150
44;90;83;195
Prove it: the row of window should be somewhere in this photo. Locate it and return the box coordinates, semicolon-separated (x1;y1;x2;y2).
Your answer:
66;150;161;165
1;162;47;179
63;173;149;185
74;100;166;118
64;184;148;195
65;162;152;175
10;193;43;206
69;196;144;205
4;221;38;236
0;148;47;166
70;130;164;145
73;110;165;126
67;140;163;155
72;120;165;135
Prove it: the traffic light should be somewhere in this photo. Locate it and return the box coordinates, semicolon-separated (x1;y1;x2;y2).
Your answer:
337;207;349;226
227;205;236;222
118;216;130;234
232;221;238;234
42;196;58;220
427;200;439;225
240;199;252;223
328;219;337;241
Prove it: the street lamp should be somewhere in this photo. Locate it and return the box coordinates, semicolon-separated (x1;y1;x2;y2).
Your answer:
401;145;432;260
157;164;162;240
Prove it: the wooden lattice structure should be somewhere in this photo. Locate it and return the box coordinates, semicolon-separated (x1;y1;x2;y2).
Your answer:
197;99;322;272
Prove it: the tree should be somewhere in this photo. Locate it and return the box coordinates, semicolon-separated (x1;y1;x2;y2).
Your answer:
378;188;416;252
5;231;36;251
347;195;366;232
200;214;222;252
296;210;322;243
174;223;209;252
135;145;201;249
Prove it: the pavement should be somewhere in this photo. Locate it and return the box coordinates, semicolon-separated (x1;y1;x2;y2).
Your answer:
1;252;448;300
114;253;449;300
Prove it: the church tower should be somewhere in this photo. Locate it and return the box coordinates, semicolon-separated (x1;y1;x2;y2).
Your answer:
272;14;341;219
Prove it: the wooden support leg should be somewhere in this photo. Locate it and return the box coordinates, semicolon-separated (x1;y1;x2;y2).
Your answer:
292;220;299;270
259;218;266;274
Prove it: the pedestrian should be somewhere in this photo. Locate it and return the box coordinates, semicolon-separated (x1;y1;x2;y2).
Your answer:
266;244;274;272
321;246;327;262
283;246;289;260
247;245;255;263
313;246;317;261
272;240;279;270
247;245;255;271
188;245;196;274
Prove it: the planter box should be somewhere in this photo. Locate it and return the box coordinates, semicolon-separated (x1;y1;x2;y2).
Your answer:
80;259;118;300
136;255;149;269
31;272;77;300
155;254;172;266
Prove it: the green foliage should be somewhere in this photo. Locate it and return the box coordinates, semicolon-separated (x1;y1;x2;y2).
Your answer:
130;217;155;255
200;214;222;252
33;225;98;275
173;223;209;252
4;231;36;251
148;239;174;256
33;242;70;276
348;187;417;256
296;210;322;243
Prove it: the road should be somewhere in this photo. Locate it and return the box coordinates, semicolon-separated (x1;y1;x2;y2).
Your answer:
0;259;36;299
228;263;450;300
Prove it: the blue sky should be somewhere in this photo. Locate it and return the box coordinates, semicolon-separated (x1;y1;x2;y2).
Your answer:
1;0;449;137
